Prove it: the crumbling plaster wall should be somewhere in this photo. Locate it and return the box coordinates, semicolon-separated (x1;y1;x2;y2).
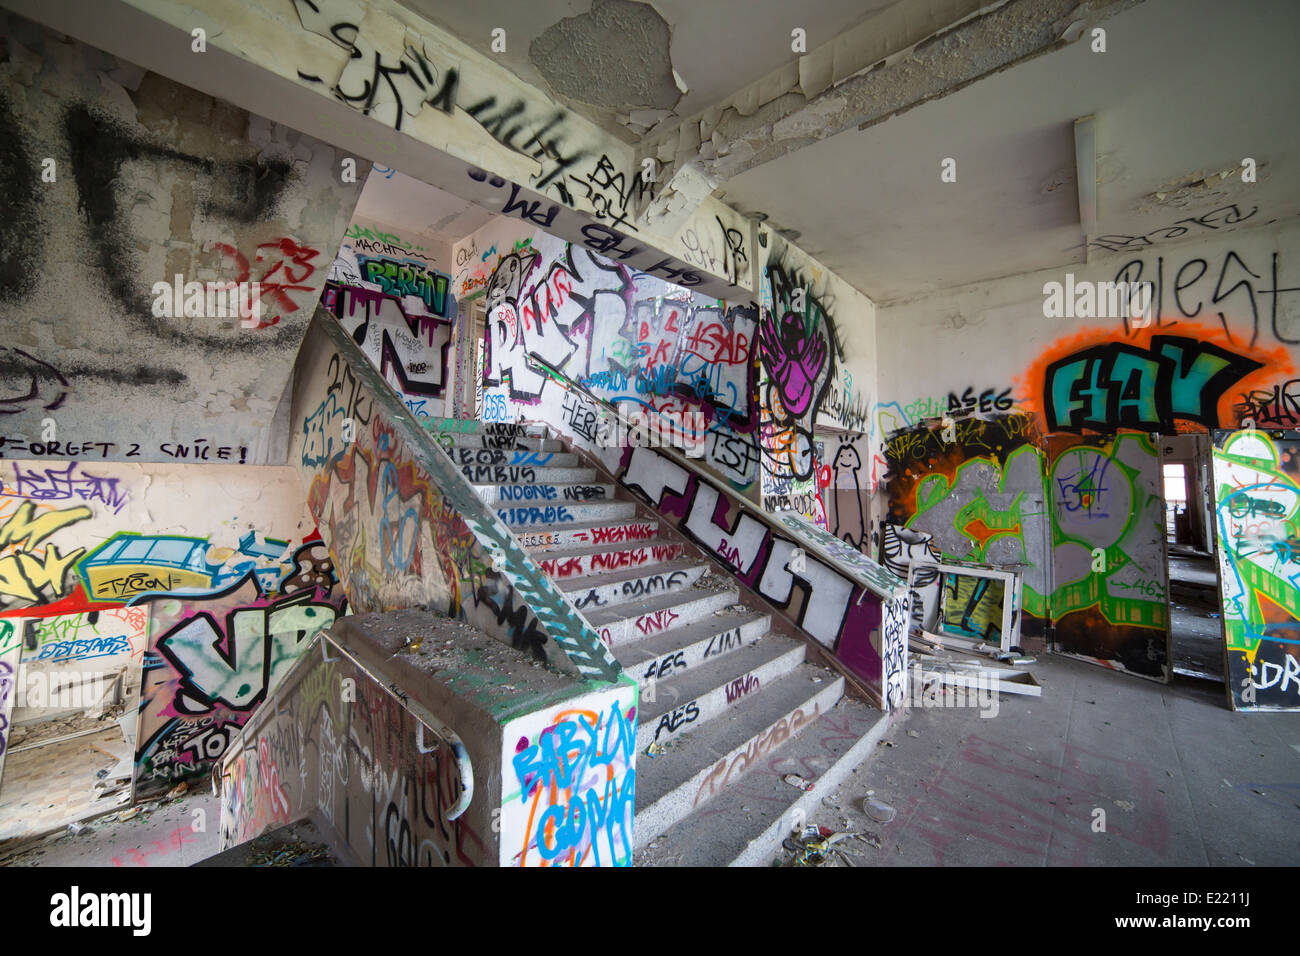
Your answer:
0;11;367;465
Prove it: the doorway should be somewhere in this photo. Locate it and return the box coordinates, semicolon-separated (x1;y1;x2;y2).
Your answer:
1160;434;1224;683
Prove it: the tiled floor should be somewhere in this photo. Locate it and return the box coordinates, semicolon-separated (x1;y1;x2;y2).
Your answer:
0;727;131;844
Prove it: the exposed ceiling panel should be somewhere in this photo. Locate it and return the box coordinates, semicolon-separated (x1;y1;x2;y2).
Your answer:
719;0;1300;303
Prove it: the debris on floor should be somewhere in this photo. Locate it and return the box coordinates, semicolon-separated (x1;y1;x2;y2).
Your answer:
247;833;334;867
778;825;881;867
783;773;813;791
863;795;897;824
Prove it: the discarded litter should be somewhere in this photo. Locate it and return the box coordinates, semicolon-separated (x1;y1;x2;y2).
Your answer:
67;822;89;836
783;827;859;866
783;773;813;792
856;831;883;850
644;742;665;758
863;796;897;824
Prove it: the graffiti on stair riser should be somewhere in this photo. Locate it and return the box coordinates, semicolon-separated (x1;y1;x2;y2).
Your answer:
500;682;638;866
134;542;347;793
222;652;487;865
619;445;901;707
1212;429;1300;711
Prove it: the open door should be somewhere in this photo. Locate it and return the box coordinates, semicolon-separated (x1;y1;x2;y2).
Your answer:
1210;427;1300;710
1045;432;1171;681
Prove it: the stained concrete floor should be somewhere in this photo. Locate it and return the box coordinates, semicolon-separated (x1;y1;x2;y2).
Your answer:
800;652;1300;867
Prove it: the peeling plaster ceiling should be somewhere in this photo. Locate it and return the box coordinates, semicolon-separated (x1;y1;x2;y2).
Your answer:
392;0;892;135
718;0;1300;303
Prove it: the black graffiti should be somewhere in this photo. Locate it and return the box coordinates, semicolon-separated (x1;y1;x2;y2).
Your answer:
462;465;538;483
567;154;649;232
1043;335;1262;433
464;97;581;202
0;92;42;304
947;386;1014;418
653;701;699;741
1078;204;1257;254
1115;250;1300;347
476;578;549;662
703;627;743;659
621;569;688;599
64;104;298;353
643;650;686;680
0;348;69;415
1235;379;1300;427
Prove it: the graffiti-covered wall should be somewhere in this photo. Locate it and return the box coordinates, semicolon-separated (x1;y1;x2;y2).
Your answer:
291;310;625;683
220;640;490;866
876;220;1300;684
0;11;364;463
0;458;342;794
758;235;877;526
450;220;878;510
326;198;459;420
1211;429;1300;710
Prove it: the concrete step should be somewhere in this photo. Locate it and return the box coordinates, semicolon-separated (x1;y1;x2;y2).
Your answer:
441;433;563;452
636;635;807;751
448;447;581;470
631;663;847;850
560;558;709;613
585;585;741;648
461;465;597;484
617;609;770;685
515;517;661;551
533;540;686;580
475;481;618;505
425;420;546;438
637;694;891;865
498;499;637;528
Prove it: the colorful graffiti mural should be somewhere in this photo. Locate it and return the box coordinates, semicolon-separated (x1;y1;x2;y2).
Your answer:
1020;323;1289;436
1211;429;1300;710
475;232;764;492
295;313;623;683
500;682;637;866
133;539;346;793
619;444;905;708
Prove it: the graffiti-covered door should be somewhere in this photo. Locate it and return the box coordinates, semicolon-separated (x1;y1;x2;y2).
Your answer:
1210;428;1300;710
1045;432;1171;681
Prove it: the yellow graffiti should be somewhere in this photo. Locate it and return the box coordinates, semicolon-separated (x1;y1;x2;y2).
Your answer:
0;502;91;605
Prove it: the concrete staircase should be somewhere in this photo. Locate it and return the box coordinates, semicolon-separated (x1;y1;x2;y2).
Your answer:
440;421;892;866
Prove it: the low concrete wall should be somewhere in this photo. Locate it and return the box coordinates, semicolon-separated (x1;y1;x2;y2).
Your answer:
219;609;637;866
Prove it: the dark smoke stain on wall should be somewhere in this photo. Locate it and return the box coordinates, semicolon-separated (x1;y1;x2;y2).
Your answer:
0;92;43;304
63;103;300;354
